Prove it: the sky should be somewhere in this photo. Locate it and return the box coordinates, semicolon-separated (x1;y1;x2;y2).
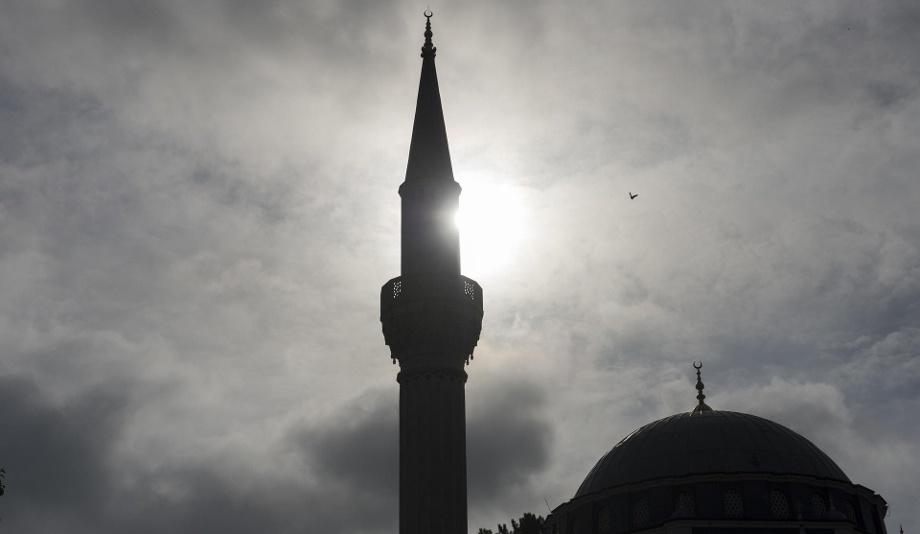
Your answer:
0;1;918;532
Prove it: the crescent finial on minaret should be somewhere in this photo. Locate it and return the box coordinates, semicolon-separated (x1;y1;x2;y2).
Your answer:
422;10;436;59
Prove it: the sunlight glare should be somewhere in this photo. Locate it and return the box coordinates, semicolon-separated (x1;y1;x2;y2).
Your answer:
456;176;527;277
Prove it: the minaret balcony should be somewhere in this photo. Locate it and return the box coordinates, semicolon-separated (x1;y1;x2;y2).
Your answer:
380;274;483;365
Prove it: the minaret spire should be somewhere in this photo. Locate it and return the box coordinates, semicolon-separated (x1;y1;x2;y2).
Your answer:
405;10;453;186
381;12;483;534
400;10;461;278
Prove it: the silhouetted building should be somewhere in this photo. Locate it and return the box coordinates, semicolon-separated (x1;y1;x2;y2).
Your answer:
380;12;483;534
546;364;889;534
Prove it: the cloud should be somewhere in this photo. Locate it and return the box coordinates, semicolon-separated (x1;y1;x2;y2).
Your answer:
0;375;126;527
715;376;919;516
291;388;398;520
468;380;554;507
1;0;919;532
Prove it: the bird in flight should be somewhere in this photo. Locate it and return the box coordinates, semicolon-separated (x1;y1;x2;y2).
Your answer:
629;192;638;199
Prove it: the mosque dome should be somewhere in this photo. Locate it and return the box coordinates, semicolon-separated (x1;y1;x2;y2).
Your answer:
575;410;850;498
546;366;890;534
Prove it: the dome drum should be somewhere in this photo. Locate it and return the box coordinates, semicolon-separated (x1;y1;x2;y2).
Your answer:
550;476;887;534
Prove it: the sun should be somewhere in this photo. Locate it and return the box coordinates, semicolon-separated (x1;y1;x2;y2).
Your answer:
455;176;526;277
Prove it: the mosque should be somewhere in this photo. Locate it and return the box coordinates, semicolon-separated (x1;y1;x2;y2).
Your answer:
381;13;890;534
544;363;890;534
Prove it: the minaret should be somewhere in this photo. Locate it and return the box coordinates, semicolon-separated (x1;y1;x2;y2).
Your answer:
380;11;483;534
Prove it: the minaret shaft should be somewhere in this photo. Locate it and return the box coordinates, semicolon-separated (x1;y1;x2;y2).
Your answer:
380;12;483;534
400;179;461;278
399;369;467;533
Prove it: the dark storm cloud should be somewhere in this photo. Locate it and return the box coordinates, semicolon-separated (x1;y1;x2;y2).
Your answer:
293;389;398;504
0;377;401;534
287;382;554;530
286;390;401;533
111;467;293;534
0;375;126;525
467;381;553;511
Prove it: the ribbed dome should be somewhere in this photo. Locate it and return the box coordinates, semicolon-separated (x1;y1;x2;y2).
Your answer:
575;411;849;497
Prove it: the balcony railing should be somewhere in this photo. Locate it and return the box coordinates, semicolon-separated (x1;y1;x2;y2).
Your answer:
381;274;483;317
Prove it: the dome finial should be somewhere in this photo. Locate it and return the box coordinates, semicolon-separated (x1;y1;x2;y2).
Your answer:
692;361;713;413
421;9;436;59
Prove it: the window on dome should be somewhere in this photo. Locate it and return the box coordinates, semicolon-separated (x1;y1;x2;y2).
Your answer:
723;490;744;518
596;506;611;533
632;498;649;528
770;490;790;519
811;494;826;518
675;492;696;515
845;501;858;524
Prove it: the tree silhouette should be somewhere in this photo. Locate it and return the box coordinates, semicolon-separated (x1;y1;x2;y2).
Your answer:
478;512;545;534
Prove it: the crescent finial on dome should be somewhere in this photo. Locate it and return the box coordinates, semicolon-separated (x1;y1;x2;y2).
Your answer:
692;361;713;413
